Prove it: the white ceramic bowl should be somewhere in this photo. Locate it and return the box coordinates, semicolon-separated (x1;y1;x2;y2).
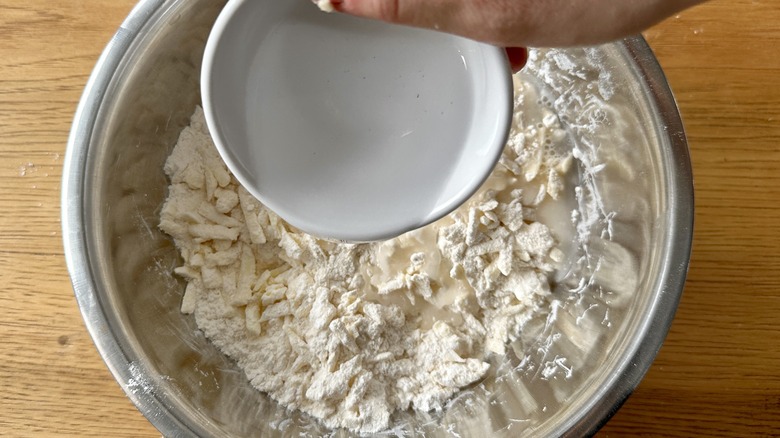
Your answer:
201;0;513;241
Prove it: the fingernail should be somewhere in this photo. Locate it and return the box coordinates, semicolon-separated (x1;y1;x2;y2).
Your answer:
313;0;342;13
506;47;528;73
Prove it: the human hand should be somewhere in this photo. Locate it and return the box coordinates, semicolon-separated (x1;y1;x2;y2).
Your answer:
321;0;707;70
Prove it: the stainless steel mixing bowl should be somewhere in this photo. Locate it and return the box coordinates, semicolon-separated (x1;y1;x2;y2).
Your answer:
63;0;694;436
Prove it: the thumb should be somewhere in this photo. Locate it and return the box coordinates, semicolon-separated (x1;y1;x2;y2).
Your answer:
329;0;436;27
326;0;533;50
327;0;528;71
328;0;480;41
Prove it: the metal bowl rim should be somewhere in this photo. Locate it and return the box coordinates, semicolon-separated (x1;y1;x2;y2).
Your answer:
61;0;694;436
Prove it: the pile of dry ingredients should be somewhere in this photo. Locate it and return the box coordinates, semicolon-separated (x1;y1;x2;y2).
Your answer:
159;75;573;433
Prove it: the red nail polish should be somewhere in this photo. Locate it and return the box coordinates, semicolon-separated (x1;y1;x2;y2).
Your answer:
506;47;528;73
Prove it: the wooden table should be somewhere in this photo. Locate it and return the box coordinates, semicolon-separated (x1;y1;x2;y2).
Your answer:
1;0;778;436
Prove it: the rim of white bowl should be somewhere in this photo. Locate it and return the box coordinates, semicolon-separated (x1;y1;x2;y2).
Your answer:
200;0;514;242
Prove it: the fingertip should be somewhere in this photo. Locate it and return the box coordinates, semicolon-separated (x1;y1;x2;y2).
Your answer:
327;0;356;15
314;0;344;13
505;47;528;73
330;0;392;22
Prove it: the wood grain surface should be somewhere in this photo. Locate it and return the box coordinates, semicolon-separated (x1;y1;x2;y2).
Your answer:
0;0;778;436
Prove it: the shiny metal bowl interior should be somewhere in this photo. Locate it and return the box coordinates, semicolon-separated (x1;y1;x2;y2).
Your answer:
63;0;694;436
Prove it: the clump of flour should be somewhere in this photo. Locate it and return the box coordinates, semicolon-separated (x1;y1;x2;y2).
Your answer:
159;76;573;433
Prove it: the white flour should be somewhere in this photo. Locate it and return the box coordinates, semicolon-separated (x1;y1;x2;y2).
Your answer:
159;76;573;433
